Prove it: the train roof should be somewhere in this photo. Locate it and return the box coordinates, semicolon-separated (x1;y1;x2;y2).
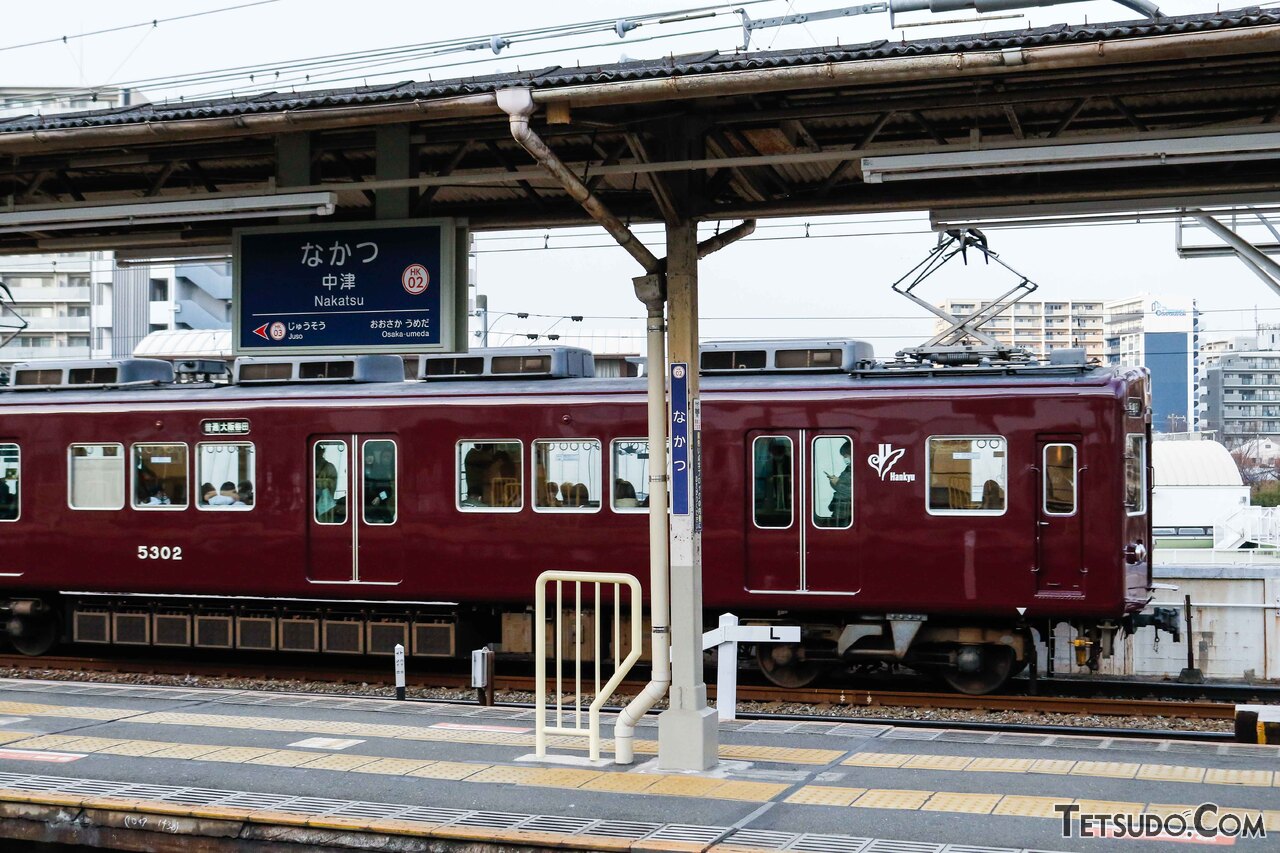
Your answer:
0;358;1136;408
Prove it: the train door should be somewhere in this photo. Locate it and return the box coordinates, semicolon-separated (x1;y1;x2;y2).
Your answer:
804;431;860;593
1034;436;1084;594
307;435;401;585
745;430;860;593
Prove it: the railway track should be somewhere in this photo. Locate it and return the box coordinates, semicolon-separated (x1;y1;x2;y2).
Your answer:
0;653;1242;721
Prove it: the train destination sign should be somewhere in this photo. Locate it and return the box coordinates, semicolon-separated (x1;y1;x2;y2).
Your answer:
233;219;468;356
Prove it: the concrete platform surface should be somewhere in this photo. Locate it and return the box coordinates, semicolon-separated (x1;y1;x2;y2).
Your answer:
0;677;1273;852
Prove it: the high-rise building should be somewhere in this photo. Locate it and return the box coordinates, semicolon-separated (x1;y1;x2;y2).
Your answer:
0;253;100;366
1105;294;1199;434
1202;351;1280;448
932;298;1106;362
0;88;233;369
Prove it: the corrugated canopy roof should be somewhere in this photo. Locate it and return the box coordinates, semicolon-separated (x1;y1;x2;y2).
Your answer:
0;8;1275;255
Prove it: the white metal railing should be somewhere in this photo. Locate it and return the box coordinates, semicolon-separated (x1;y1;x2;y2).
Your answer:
1214;506;1280;550
534;570;642;762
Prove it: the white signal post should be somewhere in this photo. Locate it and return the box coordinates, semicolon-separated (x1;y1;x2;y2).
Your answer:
393;643;406;700
704;614;800;722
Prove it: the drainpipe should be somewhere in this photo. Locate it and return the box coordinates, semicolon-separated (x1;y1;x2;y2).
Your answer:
496;88;661;276
496;86;668;764
615;273;671;765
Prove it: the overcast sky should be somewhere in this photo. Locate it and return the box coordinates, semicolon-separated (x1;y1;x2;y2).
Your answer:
0;0;1270;355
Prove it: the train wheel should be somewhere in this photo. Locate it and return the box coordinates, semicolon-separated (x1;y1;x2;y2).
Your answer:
756;643;822;689
941;644;1015;695
8;615;56;657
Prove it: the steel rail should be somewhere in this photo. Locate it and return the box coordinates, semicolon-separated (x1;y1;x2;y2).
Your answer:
0;654;1238;720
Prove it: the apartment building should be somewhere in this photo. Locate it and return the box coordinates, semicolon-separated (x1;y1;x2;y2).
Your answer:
933;298;1107;362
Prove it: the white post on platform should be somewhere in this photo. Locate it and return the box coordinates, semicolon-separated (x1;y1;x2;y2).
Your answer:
393;644;406;701
658;220;718;771
714;614;738;722
702;614;801;722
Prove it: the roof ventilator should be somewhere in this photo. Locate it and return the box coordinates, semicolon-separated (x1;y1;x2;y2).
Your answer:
700;339;874;374
233;354;404;385
4;358;175;390
174;359;231;384
412;346;595;381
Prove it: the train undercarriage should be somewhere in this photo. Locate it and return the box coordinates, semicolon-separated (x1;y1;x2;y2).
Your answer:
0;594;1182;695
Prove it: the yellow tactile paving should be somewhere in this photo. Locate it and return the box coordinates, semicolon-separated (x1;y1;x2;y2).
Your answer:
992;795;1069;819
94;740;172;757
297;753;381;772
6;735;88;750
144;743;228;760
717;745;844;765
0;731;36;745
1069;761;1141;779
406;761;487;781
1263;811;1280;832
467;765;544;785
1026;758;1075;774
0;701;130;721
519;768;603;789
579;773;661;794
1204;768;1274;787
645;775;728;799
1076;799;1147;815
849;789;932;810
966;757;1034;774
190;747;278;764
902;754;974;772
350;757;437;776
244;750;323;768
704;780;790;802
1136;764;1206;784
785;785;865;807
841;752;911;768
921;792;1002;814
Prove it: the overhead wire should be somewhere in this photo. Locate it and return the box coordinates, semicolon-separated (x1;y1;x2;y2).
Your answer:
2;1;769;110
0;0;283;54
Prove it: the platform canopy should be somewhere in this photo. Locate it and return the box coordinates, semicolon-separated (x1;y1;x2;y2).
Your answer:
0;9;1276;256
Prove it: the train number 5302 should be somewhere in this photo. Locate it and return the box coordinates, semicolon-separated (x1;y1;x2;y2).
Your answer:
137;546;183;560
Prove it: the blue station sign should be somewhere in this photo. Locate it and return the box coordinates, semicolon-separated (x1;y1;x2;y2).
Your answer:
233;219;468;355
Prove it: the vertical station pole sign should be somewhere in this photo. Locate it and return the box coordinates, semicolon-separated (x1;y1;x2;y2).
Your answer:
669;362;701;529
233;218;468;355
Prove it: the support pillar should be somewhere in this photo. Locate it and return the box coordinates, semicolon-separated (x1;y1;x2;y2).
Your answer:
376;125;413;220
658;219;718;771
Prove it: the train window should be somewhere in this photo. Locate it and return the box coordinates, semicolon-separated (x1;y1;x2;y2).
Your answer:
533;439;601;512
0;444;18;522
926;436;1007;516
196;443;255;511
457;440;523;511
314;441;348;524
753;436;793;528
611;439;649;513
1125;434;1147;515
1042;444;1077;516
362;439;396;525
132;443;189;510
69;444;125;510
811;436;852;528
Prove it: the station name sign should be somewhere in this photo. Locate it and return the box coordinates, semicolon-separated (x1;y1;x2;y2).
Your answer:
233;218;468;356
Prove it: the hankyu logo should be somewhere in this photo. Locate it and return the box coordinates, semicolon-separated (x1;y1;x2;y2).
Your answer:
1151;300;1188;317
867;443;906;481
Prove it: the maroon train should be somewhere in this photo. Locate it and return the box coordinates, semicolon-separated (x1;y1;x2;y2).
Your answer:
0;340;1178;693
